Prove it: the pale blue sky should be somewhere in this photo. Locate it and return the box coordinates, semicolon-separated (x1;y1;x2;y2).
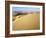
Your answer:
12;7;40;12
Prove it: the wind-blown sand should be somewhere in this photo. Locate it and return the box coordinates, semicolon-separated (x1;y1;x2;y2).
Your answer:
13;13;40;30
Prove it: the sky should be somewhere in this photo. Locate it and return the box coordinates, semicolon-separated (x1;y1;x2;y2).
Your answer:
12;7;40;12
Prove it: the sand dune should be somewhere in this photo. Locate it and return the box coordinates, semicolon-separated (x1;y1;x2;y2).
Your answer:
13;13;40;30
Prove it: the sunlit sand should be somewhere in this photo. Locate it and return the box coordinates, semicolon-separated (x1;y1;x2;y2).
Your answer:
13;13;40;30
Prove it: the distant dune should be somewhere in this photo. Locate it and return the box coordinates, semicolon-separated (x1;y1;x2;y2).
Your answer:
12;13;40;30
13;11;40;16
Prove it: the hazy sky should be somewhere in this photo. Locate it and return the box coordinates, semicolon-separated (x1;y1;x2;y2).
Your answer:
12;7;40;12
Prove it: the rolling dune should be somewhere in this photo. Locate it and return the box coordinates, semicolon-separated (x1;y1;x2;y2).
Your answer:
12;13;40;30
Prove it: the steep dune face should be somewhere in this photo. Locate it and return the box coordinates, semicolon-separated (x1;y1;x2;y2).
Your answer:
13;13;40;30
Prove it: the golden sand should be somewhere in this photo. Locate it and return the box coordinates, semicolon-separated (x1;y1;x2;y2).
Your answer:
13;13;40;30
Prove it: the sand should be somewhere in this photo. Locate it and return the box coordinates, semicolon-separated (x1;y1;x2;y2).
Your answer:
12;13;40;30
